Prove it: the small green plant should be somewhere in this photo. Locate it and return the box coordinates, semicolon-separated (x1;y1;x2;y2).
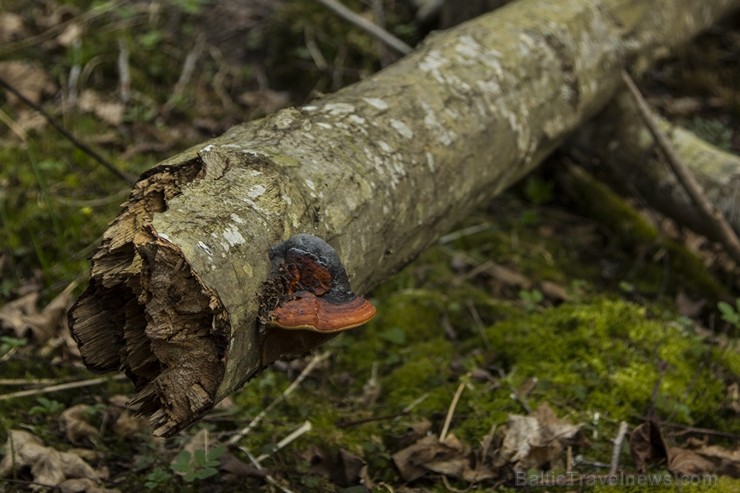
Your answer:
29;397;65;416
171;444;227;482
524;175;555;205
0;335;27;355
618;280;635;293
145;466;173;490
519;289;544;312
717;299;740;329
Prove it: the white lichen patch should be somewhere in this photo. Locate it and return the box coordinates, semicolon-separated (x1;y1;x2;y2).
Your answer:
322;103;356;116
200;144;214;153
363;97;388;111
454;34;483;61
426;152;436;173
197;241;213;256
418;49;447;84
390;119;413;139
230;213;245;224
223;224;246;247
421;101;456;146
378;141;393;153
282;194;292;206
305;179;316;191
476;79;502;98
363;145;405;190
348;114;366;125
543;114;567;139
302;105;318;112
502;100;531;156
246;184;266;199
317;122;333;130
273;108;299;129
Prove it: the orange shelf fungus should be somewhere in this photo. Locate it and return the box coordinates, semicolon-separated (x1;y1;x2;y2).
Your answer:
263;234;376;333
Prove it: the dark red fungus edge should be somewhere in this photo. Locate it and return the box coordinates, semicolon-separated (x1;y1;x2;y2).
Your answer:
261;234;376;333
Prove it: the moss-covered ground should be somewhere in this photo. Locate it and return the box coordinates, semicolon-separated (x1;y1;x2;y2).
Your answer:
0;1;738;492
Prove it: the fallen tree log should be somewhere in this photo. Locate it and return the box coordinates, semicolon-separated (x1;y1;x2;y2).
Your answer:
570;92;740;241
69;0;740;436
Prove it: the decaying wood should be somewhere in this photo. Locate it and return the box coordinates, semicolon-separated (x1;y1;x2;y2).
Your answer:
571;91;740;248
69;0;740;436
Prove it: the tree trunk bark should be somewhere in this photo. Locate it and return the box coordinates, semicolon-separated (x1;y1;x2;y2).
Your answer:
69;0;740;436
570;92;740;240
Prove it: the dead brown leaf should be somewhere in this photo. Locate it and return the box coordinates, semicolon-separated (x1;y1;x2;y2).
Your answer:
687;443;740;477
59;477;119;493
60;404;100;445
0;60;56;105
675;291;706;318
300;446;367;486
57;22;83;47
78;90;124;126
667;447;717;476
106;395;150;436
540;280;571;302
0;12;27;43
0;430;113;490
396;419;433;449
393;433;495;483
629;420;667;473
219;452;266;481
0;283;75;344
333;448;366;487
492;403;582;471
489;263;532;289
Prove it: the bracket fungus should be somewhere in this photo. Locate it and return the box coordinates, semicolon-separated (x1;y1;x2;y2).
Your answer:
262;234;376;333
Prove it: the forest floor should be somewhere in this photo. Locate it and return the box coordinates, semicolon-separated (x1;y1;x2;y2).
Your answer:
0;1;738;492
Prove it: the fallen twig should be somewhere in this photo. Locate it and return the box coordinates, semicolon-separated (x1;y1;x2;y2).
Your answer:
164;34;206;112
0;374;127;401
622;70;740;264
440;380;467;441
0;378;59;386
638;417;740;440
314;0;412;56
609;421;629;475
118;38;131;104
0;75;136;184
227;351;330;445
255;420;312;463
238;445;296;493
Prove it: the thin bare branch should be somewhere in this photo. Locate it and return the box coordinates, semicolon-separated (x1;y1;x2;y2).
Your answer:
0;374;127;401
440;381;467;441
238;445;296;493
0;75;136;184
622;70;740;264
609;421;629;475
313;0;412;55
227;351;330;445
255;420;312;463
118;38;131;104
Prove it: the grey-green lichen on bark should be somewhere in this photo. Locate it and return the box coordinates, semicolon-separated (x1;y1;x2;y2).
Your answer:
69;0;740;436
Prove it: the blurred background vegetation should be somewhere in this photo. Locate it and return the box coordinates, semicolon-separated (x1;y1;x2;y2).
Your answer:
0;1;738;492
